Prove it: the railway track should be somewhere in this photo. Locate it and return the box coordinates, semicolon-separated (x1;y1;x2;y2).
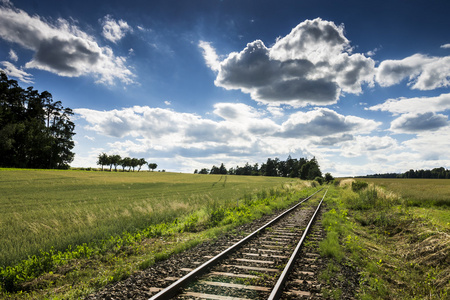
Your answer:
148;188;328;300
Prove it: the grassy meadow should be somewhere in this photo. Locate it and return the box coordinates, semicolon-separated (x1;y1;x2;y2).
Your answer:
0;168;296;268
319;179;449;299
362;178;450;207
2;169;449;299
362;178;450;229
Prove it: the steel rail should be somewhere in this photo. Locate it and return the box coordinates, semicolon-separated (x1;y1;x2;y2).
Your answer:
148;187;324;300
267;188;328;300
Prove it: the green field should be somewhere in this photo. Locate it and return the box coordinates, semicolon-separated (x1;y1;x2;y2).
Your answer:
321;178;450;299
361;178;450;229
0;168;296;268
3;171;449;299
362;178;450;207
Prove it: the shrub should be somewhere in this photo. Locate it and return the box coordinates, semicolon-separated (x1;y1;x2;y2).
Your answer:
345;186;378;210
182;214;199;232
209;208;225;227
315;176;324;185
352;180;368;192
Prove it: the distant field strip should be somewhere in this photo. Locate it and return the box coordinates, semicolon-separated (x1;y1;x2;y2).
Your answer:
0;169;295;267
362;178;450;206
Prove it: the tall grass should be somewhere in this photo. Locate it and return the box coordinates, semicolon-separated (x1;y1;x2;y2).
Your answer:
362;178;450;207
323;180;450;299
0;169;296;268
1;172;317;294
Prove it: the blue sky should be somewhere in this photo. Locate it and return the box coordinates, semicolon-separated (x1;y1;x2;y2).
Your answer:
1;0;449;176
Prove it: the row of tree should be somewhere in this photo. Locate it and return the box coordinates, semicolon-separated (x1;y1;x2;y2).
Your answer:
97;153;157;172
0;72;75;169
194;156;332;181
360;167;450;179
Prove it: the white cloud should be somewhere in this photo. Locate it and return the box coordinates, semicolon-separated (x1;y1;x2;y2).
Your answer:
0;61;33;83
8;49;17;61
198;40;221;72
441;43;450;49
390;112;448;133
74;105;381;169
71;146;105;169
339;135;398;157
376;54;450;90
213;103;280;137
369;93;450;134
313;133;354;146
269;18;350;63
322;131;450;176
101;15;132;43
401;127;450;161
267;105;284;117
0;4;135;84
213;102;262;121
73;104;448;176
203;18;375;107
368;93;450;115
279;108;380;138
74;106;196;139
366;46;381;57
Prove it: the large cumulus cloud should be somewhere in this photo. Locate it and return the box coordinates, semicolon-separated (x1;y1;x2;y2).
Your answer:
202;18;375;106
0;3;134;84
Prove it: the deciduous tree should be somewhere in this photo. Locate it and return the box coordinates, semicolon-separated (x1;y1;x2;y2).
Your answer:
120;157;131;171
137;158;147;172
110;155;122;172
324;172;334;183
97;153;108;171
148;163;157;172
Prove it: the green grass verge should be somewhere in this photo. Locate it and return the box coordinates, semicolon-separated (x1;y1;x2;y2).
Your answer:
0;171;319;298
319;180;449;299
0;168;295;268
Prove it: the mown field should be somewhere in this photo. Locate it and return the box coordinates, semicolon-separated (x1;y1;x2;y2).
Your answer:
0;168;296;268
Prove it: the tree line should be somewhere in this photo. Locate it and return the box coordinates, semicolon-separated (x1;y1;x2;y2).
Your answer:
97;153;157;172
194;156;334;182
359;167;450;179
0;72;75;169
